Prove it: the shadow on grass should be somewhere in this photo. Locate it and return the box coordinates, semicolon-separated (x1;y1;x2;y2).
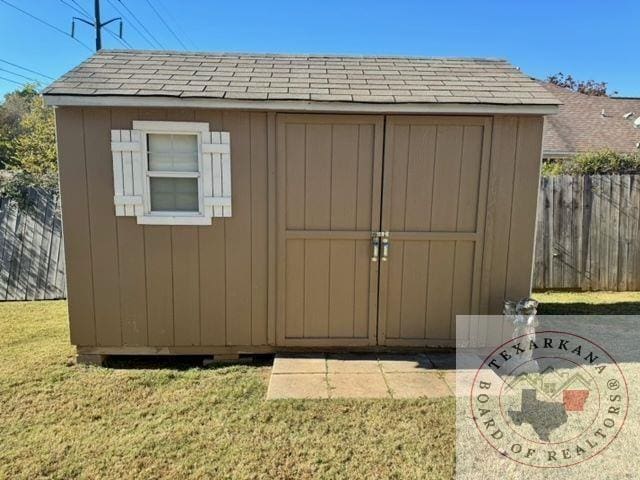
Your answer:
104;354;274;370
538;302;640;315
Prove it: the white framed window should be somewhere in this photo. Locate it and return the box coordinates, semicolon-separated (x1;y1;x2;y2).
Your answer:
111;121;231;225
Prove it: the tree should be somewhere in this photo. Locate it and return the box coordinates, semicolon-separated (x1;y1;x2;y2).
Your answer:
0;84;41;168
10;94;57;175
546;72;617;97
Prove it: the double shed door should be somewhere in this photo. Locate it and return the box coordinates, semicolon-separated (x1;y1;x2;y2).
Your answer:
276;114;491;347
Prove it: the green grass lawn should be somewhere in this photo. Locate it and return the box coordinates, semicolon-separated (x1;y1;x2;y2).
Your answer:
0;301;454;480
2;292;637;479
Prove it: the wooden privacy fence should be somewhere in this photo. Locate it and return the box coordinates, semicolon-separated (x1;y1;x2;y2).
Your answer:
1;176;639;300
0;190;66;300
533;175;640;291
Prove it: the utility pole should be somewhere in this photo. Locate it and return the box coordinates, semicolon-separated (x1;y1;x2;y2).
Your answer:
71;0;122;51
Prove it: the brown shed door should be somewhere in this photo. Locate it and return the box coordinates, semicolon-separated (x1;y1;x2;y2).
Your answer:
276;115;384;346
378;116;491;346
276;114;490;347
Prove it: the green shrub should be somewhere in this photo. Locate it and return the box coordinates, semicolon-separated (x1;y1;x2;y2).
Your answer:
542;149;640;176
0;169;58;211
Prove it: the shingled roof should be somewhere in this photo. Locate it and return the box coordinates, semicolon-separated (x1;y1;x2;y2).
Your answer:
542;83;640;156
43;50;558;112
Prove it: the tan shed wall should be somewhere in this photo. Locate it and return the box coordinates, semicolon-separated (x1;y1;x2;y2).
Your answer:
55;107;543;351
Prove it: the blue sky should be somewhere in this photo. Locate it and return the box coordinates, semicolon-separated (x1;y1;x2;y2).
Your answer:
0;0;638;97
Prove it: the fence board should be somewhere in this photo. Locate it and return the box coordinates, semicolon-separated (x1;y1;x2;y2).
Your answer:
534;174;640;291
0;190;66;301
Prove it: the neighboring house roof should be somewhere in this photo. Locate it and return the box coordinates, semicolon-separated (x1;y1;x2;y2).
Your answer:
43;50;558;114
542;83;640;156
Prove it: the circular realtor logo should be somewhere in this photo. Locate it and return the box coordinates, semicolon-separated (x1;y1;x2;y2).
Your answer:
470;330;629;468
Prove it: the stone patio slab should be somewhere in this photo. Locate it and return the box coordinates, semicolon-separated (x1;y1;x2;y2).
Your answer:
327;372;390;398
426;352;456;369
326;353;381;373
386;372;453;399
272;355;326;374
266;373;329;399
378;354;433;373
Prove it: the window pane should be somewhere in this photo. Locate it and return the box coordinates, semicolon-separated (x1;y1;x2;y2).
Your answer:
148;134;198;172
150;177;199;212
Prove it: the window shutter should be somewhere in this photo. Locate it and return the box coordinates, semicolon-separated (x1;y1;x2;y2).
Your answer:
201;131;232;218
111;130;144;217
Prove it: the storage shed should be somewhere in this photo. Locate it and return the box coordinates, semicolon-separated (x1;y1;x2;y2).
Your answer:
43;50;559;360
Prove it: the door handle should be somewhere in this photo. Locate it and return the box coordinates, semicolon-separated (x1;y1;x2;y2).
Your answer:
371;234;380;262
381;234;389;261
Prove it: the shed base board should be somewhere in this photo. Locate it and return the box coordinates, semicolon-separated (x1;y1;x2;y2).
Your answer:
76;344;455;356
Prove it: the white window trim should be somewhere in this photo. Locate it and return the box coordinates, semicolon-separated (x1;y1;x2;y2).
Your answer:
133;121;212;226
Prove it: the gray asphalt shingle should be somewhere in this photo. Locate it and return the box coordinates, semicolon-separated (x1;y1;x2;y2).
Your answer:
44;50;559;105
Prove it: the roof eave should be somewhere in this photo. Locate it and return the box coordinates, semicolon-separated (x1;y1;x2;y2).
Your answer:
43;94;559;115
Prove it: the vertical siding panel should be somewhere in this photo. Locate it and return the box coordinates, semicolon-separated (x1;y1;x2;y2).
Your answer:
482;116;518;314
285;239;304;338
223;111;252;345
399;242;429;338
404;125;436;231
457;126;484;232
451;241;475;338
328;240;356;337
505;116;543;300
353;239;371;338
282;123;306;339
145;225;174;345
250;112;268;345
305;124;332;229
56;108;95;345
425;241;455;339
83;108;122;346
112;108;148;346
172;227;200;345
304;239;330;337
330;124;359;230
194;110;226;346
355;124;374;231
430;125;463;230
267;112;277;345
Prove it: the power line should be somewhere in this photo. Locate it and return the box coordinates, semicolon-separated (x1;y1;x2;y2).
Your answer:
114;0;164;49
59;0;89;18
0;0;92;51
0;67;43;84
105;27;133;48
156;0;197;50
68;0;91;16
143;0;187;49
0;59;54;80
0;75;25;86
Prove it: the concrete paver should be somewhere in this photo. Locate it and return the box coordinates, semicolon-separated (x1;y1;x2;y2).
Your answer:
266;373;329;399
267;353;458;400
272;355;326;374
378;354;432;372
326;353;381;373
328;372;390;398
386;372;453;399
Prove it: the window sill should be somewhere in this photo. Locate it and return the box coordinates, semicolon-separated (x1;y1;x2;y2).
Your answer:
136;215;212;226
